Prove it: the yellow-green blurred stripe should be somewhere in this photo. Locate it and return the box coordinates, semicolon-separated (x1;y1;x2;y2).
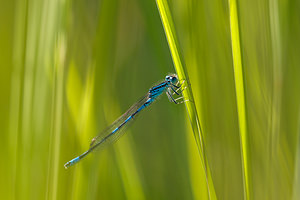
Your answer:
228;0;251;199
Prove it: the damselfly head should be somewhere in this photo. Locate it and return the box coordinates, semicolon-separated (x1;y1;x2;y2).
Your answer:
165;74;178;84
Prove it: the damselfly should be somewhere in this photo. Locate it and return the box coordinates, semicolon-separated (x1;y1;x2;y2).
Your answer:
64;74;186;169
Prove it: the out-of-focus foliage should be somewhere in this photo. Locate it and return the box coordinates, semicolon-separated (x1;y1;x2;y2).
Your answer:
0;0;299;199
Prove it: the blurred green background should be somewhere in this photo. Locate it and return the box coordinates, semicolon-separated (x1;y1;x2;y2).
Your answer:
0;0;299;199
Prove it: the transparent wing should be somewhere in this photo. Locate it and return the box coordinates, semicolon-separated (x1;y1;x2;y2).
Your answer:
88;93;150;152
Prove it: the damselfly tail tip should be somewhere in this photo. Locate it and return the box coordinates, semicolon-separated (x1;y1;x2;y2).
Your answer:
64;156;80;169
64;162;70;169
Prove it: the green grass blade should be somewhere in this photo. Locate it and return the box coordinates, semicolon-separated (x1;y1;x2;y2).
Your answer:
155;0;216;199
269;0;282;197
228;0;251;199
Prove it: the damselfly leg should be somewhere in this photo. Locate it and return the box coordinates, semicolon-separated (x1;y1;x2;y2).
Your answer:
167;80;192;104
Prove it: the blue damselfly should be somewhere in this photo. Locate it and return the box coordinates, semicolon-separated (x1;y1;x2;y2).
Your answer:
64;74;186;169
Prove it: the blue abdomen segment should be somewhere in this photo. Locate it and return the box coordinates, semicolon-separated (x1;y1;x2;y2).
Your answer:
64;156;80;169
70;156;80;164
64;150;90;169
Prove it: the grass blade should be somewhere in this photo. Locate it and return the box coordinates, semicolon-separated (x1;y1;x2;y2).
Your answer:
155;0;216;199
228;0;251;199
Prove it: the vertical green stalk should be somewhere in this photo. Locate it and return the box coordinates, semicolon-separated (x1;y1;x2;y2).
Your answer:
228;0;251;199
155;0;216;199
10;0;28;198
269;0;282;198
